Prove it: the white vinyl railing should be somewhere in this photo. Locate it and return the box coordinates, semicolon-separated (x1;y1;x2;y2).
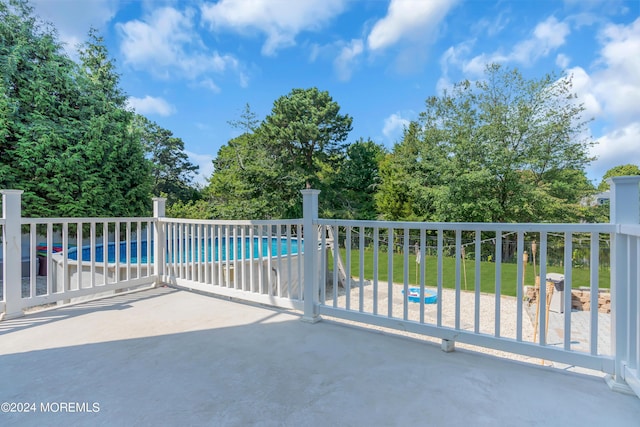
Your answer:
315;219;615;373
608;176;640;397
159;218;305;310
2;177;640;398
615;224;640;397
1;190;157;315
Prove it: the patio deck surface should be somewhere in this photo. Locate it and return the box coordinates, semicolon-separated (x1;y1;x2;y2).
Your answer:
1;287;639;426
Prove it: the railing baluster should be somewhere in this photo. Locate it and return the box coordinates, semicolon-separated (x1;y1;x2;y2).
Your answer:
177;223;182;280
345;226;351;311
102;222;108;285
564;232;573;351
248;225;254;292
359;226;365;313
136;221;142;279
125;221;131;282
288;225;293;298
195;223;201;282
90;222;96;287
77;221;83;289
147;220;152;279
216;225;223;286
402;228;409;320
258;224;264;292
278;225;284;297
539;232;548;345
319;225;326;303
387;227;393;318
590;232;600;355
62;222;69;292
495;230;502;337
419;228;426;324
235;225;240;291
437;229;443;327
47;223;53;293
332;224;338;307
516;231;524;341
455;230;461;330
29;224;36;298
475;230;482;334
373;227;379;316
240;226;247;291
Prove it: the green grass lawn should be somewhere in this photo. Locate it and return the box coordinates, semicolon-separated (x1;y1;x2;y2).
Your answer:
331;248;609;297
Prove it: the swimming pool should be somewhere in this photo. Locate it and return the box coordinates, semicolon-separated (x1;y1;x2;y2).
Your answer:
66;237;303;264
52;236;305;301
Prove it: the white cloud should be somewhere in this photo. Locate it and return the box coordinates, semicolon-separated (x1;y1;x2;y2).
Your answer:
200;0;347;56
563;18;639;128
198;78;221;93
591;122;640;178
556;53;571;69
117;6;244;83
127;96;176;116
333;39;364;81
367;0;458;51
459;16;571;76
382;113;410;142
30;0;119;56
558;18;640;179
592;18;640;126
472;12;510;37
510;16;569;65
437;40;475;92
564;66;602;119
185;151;215;186
534;16;570;50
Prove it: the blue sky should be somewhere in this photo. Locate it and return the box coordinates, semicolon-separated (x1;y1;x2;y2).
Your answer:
30;0;639;186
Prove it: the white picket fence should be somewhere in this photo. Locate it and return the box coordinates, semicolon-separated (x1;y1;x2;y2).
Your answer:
1;178;639;397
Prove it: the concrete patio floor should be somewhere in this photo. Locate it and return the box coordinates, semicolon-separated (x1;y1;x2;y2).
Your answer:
1;287;639;427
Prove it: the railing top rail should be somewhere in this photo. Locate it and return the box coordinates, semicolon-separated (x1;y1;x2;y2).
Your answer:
619;224;640;237
316;218;617;233
22;217;156;225
159;218;303;226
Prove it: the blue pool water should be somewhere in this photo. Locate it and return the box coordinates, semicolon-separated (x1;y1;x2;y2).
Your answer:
67;237;302;264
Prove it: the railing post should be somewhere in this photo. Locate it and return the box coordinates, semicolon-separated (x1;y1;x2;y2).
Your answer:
153;198;166;287
1;190;24;319
301;189;321;323
606;176;640;394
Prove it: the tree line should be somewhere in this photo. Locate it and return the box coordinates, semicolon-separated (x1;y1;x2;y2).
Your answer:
191;65;633;223
0;0;198;217
2;0;636;223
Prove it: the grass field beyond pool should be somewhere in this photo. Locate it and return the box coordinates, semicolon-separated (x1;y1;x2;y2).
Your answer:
331;248;609;297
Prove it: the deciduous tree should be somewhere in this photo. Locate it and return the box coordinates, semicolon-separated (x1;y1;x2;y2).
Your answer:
377;64;595;223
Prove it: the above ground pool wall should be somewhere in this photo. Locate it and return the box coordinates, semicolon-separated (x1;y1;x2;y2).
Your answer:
167;253;303;299
51;253;152;303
